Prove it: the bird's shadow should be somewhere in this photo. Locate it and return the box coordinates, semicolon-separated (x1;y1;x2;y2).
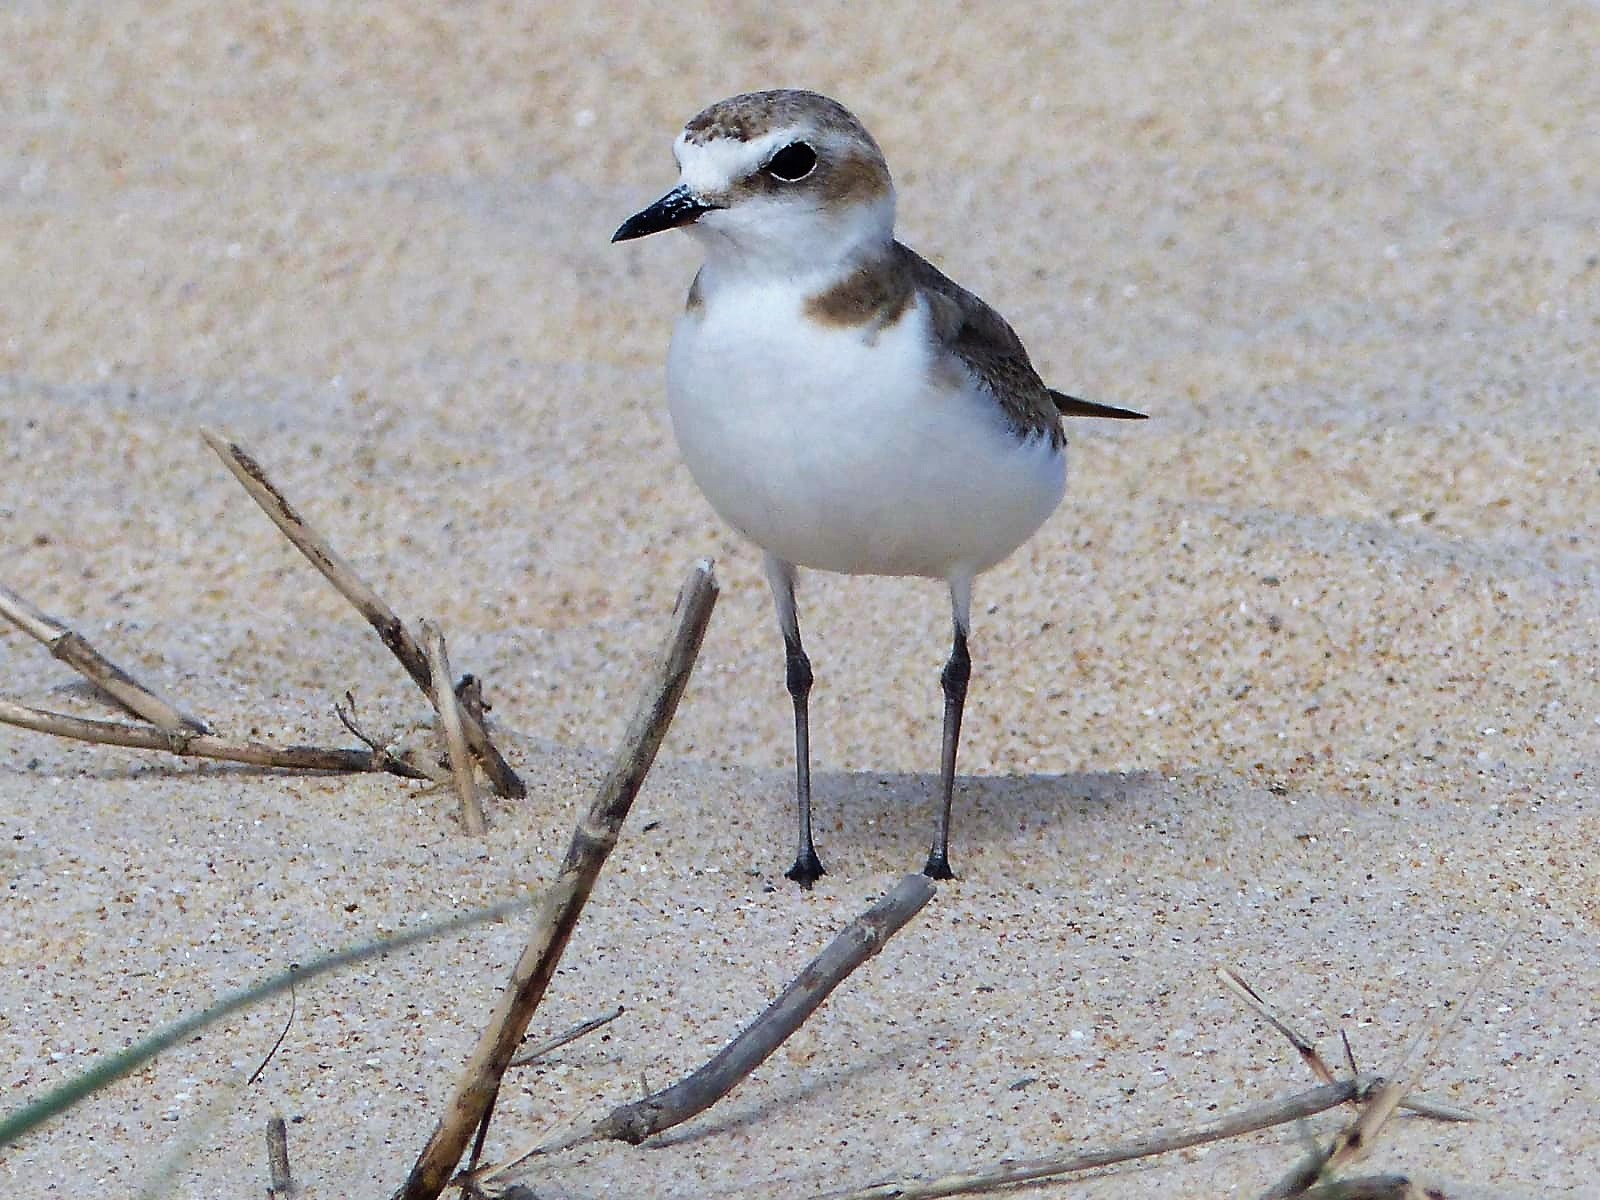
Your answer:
802;767;1169;874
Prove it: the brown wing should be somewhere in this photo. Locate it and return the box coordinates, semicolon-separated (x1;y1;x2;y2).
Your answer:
898;243;1065;447
898;243;1147;438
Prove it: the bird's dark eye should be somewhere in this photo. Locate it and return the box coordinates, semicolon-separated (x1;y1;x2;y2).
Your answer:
765;141;817;181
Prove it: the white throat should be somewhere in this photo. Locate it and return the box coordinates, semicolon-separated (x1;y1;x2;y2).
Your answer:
689;192;896;285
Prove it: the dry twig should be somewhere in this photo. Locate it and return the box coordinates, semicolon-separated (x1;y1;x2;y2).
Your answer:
423;621;485;834
1258;936;1505;1199
1296;1179;1433;1200
1261;1033;1445;1199
397;560;718;1200
1220;967;1469;1123
1220;966;1337;1084
519;872;936;1165
201;429;525;799
266;1115;297;1198
0;697;429;778
509;1006;626;1068
829;1080;1376;1200
830;964;1477;1200
334;692;450;784
0;580;209;733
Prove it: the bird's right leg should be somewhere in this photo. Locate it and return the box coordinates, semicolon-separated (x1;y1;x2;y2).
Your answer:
766;553;824;888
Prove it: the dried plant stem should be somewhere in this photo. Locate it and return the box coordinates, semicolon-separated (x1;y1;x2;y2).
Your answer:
0;581;209;733
423;621;485;834
1296;1178;1427;1200
521;872;936;1165
0;698;428;778
1260;935;1505;1199
1219;965;1337;1084
201;429;525;799
1221;967;1472;1124
835;961;1477;1200
266;1115;296;1198
1263;1026;1452;1199
509;1006;625;1068
831;1080;1374;1200
397;560;718;1200
334;693;451;784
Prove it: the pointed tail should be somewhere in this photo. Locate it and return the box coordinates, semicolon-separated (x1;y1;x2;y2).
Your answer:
1050;389;1148;420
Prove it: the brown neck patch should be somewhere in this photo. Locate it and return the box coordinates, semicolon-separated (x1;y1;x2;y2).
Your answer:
804;249;914;335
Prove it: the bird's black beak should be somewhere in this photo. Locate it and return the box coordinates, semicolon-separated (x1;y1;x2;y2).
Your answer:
612;184;719;243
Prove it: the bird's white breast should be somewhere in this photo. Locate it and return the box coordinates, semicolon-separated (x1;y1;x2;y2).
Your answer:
666;277;1067;580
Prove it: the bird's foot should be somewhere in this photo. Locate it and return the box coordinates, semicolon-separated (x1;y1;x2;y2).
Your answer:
921;850;956;881
785;849;826;889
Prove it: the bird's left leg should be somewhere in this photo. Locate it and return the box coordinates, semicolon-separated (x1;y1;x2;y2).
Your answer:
765;553;825;887
925;572;973;880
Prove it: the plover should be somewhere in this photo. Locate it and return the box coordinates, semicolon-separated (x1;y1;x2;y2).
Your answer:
614;89;1144;887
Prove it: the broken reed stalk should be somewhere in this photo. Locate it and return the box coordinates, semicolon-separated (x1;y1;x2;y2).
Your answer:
422;621;485;834
522;872;936;1163
1219;965;1337;1084
397;560;718;1200
201;430;525;799
1257;935;1504;1199
0;580;442;781
0;581;210;733
266;1115;296;1198
1262;1008;1467;1196
1263;1080;1414;1200
1218;966;1468;1123
508;1006;625;1068
833;1080;1375;1200
0;697;428;778
835;965;1477;1200
1294;1179;1428;1200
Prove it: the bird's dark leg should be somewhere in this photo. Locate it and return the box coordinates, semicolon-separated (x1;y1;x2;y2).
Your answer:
766;555;824;888
782;630;823;887
925;578;973;880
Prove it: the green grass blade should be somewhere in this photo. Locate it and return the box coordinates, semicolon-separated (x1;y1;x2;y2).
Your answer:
1;891;539;1149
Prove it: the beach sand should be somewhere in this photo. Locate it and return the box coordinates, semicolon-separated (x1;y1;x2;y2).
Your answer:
2;4;1596;1196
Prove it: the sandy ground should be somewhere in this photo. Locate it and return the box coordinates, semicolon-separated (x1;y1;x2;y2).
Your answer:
2;3;1597;1197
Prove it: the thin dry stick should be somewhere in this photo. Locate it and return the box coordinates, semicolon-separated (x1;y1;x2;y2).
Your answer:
1296;1179;1427;1200
0;697;428;778
455;674;489;731
1221;967;1471;1124
0;581;210;733
1261;936;1508;1200
266;1115;296;1198
1262;1082;1410;1200
335;692;451;784
1264;1030;1448;1199
1220;966;1337;1084
509;1006;625;1068
396;560;718;1200
423;621;485;835
201;430;525;799
522;872;936;1163
829;1080;1374;1200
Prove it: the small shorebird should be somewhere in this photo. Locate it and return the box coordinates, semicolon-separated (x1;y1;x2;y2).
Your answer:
614;89;1144;887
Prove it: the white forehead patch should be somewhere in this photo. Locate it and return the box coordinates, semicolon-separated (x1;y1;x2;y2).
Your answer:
673;127;803;197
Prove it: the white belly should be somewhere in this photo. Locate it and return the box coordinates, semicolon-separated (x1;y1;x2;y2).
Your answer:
666;282;1066;579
